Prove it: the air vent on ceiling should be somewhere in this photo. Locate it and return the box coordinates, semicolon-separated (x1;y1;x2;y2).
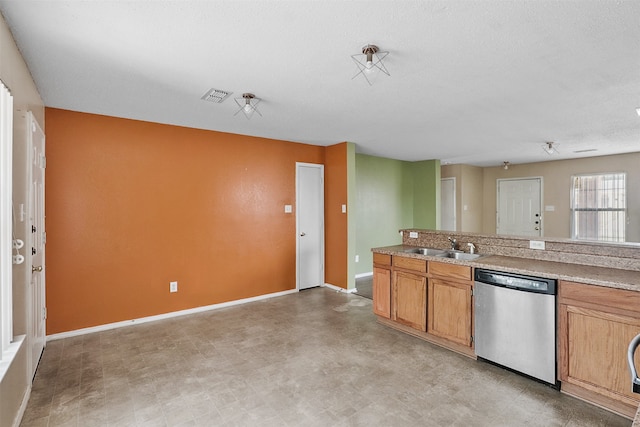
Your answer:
201;88;232;103
573;149;598;153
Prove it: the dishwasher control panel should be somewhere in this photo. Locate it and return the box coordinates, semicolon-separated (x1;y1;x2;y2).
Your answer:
474;269;556;295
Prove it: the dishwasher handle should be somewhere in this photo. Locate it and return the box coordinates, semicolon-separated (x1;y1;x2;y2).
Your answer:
627;333;640;394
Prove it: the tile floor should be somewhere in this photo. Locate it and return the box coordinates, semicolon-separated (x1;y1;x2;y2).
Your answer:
20;288;630;427
354;276;372;300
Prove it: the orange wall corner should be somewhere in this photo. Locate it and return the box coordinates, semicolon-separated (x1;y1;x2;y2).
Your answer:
324;142;349;289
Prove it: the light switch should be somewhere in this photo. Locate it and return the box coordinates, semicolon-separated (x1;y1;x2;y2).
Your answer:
284;205;292;213
545;205;555;212
341;204;347;213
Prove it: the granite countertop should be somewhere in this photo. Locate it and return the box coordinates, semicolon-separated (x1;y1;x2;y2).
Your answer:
372;244;640;292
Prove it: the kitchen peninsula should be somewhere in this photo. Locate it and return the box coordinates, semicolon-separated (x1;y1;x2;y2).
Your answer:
372;229;640;419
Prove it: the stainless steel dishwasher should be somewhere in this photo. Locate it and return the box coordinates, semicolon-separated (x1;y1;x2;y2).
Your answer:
474;269;557;386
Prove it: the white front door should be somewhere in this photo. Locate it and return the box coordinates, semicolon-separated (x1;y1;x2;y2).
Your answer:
28;112;46;380
440;178;456;231
497;177;542;237
296;163;324;290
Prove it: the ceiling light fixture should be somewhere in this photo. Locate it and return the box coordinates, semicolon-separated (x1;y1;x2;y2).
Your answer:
234;93;262;119
542;141;558;155
351;44;390;85
503;161;510;170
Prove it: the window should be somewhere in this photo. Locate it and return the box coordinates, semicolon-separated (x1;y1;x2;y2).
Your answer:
570;173;626;242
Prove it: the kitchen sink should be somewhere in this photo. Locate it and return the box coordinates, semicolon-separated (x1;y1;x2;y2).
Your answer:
403;247;447;256
403;247;485;260
437;251;484;261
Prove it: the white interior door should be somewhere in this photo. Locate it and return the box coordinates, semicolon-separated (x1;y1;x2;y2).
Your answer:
440;178;456;231
497;178;542;237
28;112;46;380
296;163;324;290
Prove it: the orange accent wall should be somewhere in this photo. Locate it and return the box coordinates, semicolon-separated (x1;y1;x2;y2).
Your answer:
45;108;328;334
324;142;348;289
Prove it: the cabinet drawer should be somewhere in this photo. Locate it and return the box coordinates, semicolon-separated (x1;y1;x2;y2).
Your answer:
560;281;640;315
393;256;427;273
429;262;471;281
373;253;392;266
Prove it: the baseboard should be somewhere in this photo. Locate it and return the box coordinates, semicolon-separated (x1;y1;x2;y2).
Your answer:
47;289;298;341
323;283;358;294
355;272;373;279
13;384;31;427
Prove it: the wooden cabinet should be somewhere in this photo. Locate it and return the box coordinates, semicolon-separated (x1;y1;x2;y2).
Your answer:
372;267;391;318
392;270;427;331
372;253;392;319
559;280;640;418
428;278;472;347
372;252;475;358
427;262;473;348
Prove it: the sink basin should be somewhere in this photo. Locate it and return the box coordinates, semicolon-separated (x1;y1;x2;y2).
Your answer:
436;251;484;261
403;247;447;256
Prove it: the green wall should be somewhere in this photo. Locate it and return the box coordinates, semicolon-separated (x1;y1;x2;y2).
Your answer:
412;159;441;229
354;155;440;275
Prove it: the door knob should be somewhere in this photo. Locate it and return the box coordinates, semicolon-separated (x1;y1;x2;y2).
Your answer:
32;265;43;273
300;232;306;237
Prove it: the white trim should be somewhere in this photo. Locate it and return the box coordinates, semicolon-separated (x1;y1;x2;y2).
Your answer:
47;289;297;341
355;272;373;279
13;380;30;427
323;283;358;294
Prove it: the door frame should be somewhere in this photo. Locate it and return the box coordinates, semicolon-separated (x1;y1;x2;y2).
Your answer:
496;176;543;237
26;111;46;380
295;162;324;291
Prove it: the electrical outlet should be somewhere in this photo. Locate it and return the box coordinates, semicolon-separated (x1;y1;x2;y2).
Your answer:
529;240;545;250
170;281;178;292
355;255;359;262
409;232;418;238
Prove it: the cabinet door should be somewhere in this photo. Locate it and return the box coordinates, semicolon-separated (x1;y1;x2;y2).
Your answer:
372;267;391;318
393;271;427;331
428;279;472;347
560;304;640;406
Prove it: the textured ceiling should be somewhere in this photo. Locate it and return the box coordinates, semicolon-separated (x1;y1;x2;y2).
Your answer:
1;0;639;166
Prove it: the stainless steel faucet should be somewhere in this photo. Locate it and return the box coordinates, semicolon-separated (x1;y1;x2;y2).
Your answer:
448;237;457;250
467;242;476;254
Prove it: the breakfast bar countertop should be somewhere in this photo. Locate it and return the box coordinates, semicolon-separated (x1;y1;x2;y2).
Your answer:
372;244;640;292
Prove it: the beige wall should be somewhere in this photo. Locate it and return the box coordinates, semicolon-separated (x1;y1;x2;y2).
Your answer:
441;164;484;233
481;152;640;241
0;10;45;427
